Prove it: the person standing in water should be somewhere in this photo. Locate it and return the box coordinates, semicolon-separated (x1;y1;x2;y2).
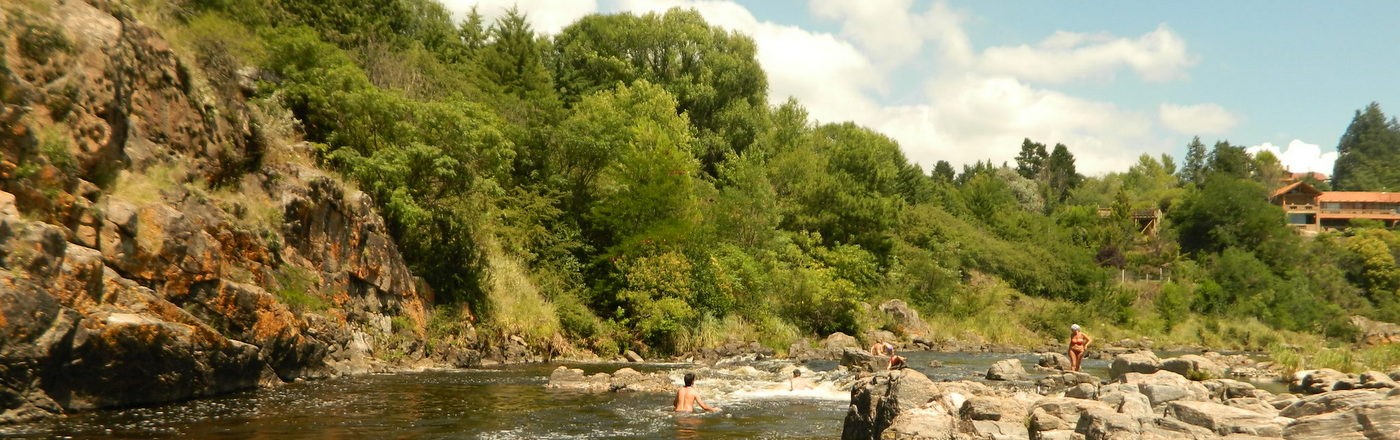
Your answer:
1068;324;1092;372
674;372;719;413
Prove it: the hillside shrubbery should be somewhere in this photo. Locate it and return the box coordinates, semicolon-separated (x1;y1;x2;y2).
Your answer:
156;0;1400;357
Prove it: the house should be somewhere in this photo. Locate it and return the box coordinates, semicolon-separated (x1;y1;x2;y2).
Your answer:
1270;181;1400;232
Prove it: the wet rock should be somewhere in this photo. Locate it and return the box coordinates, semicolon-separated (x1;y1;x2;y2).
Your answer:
841;370;975;439
1108;350;1161;380
987;358;1027;381
1160;354;1225;380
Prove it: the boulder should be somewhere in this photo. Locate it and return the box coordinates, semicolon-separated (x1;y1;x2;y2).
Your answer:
1165;400;1288;437
1278;389;1384;418
1028;397;1114;433
841;347;891;372
624;350;644;363
1356;370;1397;389
1038;352;1073;371
1109;351;1162;380
824;332;862;356
1118;370;1209;406
1098;389;1153;418
959;394;1030;422
1066;383;1098;400
877;299;932;337
987;358;1028;381
1350;315;1400;346
1284;399;1400;440
1074;407;1141;440
842;369;943;439
1292;369;1350;395
1160;354;1225;380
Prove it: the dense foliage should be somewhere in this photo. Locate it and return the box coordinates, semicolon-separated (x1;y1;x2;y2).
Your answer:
165;0;1400;355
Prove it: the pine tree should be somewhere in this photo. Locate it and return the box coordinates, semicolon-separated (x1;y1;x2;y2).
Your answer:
1180;136;1207;186
1333;102;1400;191
1015;138;1049;180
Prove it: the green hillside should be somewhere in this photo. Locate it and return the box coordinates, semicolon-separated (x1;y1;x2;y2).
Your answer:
139;0;1400;366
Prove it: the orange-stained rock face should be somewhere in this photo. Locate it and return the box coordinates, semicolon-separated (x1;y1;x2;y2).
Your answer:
0;0;437;424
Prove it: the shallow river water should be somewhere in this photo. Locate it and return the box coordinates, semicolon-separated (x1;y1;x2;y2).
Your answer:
5;351;1265;439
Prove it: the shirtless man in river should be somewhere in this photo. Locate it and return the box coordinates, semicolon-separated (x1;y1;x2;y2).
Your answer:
1068;324;1092;372
674;373;719;413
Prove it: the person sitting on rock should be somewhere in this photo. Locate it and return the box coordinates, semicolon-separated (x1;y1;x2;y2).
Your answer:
870;341;889;356
674;372;719;413
789;369;813;391
885;342;907;370
1068;324;1092;372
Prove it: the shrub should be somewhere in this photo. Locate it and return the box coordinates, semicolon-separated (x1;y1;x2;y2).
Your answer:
273;265;327;313
17;15;70;64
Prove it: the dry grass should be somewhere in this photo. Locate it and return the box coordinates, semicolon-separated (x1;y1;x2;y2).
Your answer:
109;161;186;205
481;237;561;346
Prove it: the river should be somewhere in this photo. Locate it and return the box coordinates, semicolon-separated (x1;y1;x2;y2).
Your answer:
1;351;1277;439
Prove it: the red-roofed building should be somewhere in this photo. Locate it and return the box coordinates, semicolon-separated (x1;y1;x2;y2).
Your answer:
1270;181;1400;232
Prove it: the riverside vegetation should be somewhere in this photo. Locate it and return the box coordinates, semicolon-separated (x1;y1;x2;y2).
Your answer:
3;0;1400;419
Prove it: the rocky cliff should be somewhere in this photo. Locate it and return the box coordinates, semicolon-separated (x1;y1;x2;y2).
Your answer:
0;0;460;424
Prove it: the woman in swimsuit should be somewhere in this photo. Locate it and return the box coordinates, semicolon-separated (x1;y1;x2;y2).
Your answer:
1067;324;1092;372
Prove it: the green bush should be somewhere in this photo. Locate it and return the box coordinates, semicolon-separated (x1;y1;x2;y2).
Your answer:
17;15;70;63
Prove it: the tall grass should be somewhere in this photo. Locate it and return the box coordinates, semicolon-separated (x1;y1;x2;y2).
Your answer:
481;245;561;347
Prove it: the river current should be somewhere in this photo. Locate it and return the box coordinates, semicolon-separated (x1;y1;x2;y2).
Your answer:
0;352;1160;439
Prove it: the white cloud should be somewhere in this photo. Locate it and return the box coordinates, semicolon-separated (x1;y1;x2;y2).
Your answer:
1246;140;1338;174
599;0;1201;175
979;24;1195;84
1158;103;1240;135
615;0;885;124
436;0;598;35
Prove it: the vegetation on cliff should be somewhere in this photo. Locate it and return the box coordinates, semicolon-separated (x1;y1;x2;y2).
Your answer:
65;0;1400;364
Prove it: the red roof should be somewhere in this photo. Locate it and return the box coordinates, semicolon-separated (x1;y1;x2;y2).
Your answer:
1270;181;1322;200
1318;192;1400;203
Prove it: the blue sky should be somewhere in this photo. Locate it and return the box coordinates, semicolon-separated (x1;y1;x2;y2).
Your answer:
442;0;1400;176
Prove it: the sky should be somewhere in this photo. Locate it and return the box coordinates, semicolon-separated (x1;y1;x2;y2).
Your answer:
436;0;1400;176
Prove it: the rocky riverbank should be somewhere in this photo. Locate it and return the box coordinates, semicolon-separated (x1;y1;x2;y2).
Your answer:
842;350;1400;440
0;0;475;424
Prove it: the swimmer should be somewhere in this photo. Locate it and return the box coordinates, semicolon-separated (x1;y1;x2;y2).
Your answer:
789;369;813;391
674;372;719;413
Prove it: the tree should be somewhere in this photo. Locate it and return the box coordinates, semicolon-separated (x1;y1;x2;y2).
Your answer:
1046;143;1081;203
1333;102;1400;191
1180;136;1207;186
554;9;768;173
1169;177;1289;256
932;160;955;183
1015;138;1048;180
1207;141;1251;180
1251;150;1286;189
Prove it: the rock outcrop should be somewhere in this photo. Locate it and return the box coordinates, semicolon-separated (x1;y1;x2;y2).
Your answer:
0;0;445;423
843;363;1400;439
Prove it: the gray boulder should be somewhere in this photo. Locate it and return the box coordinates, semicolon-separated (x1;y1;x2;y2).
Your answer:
1278;389;1384;418
1160;354;1225;380
1165;400;1288;437
1292;369;1350;394
840;347;890;373
1109;350;1162;380
1038;352;1073;371
987;358;1027;381
1284;399;1400;440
